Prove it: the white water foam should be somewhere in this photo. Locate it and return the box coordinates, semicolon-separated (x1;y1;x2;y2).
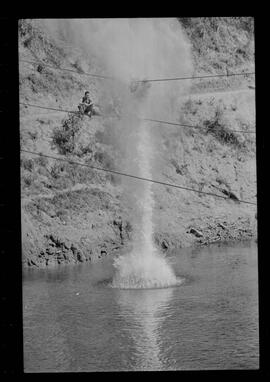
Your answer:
111;122;181;289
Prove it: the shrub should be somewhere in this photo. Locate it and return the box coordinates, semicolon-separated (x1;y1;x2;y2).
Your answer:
52;113;83;155
204;108;243;148
52;127;73;155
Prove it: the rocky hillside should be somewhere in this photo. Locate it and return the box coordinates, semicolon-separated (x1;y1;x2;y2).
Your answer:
19;18;256;268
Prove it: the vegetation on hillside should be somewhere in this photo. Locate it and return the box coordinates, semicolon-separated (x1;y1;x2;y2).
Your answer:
179;17;254;73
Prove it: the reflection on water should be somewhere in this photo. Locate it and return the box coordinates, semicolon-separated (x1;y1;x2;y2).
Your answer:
117;287;174;370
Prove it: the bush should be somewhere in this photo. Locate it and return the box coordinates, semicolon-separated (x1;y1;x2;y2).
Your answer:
52;128;75;154
52;113;83;155
204;108;243;148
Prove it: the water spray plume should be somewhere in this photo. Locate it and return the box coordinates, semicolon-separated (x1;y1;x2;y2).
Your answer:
39;18;193;289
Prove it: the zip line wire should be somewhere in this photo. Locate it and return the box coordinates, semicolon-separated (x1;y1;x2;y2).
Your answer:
20;58;255;84
21;149;257;206
20;102;78;115
20;58;256;133
134;72;256;83
142;117;256;134
20;59;117;80
19;102;256;134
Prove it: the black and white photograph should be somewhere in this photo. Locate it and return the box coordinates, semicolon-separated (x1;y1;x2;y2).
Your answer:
17;17;259;372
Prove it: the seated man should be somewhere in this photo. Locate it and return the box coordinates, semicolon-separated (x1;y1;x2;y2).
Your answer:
78;91;94;117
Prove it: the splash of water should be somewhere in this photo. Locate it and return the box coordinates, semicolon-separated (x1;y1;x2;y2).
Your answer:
111;120;181;289
107;20;191;289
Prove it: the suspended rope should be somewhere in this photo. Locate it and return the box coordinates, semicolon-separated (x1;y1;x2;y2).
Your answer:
134;72;255;83
19;102;256;134
20;58;255;84
21;149;257;206
20;59;117;80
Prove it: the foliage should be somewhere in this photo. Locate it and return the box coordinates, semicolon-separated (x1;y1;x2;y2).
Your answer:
204;108;243;148
179;17;254;72
52;113;83;155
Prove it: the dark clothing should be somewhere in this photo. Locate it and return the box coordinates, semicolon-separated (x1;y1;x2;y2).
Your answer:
78;95;94;116
82;96;92;105
84;104;93;114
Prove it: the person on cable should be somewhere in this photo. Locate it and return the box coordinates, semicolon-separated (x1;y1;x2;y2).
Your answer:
78;91;94;117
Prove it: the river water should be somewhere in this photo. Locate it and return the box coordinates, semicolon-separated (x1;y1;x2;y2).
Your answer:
23;241;259;372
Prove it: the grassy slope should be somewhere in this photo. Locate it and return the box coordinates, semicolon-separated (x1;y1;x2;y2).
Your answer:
20;18;256;268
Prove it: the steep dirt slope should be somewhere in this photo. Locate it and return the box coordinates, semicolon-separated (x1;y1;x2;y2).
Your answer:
19;20;132;267
19;18;256;268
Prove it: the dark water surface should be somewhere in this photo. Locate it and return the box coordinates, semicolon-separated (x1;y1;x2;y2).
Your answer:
23;241;259;371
